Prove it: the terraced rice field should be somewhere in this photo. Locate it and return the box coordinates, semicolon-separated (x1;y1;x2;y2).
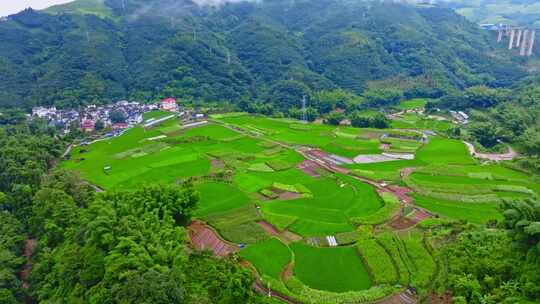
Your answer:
62;112;540;304
240;238;292;279
291;242;372;292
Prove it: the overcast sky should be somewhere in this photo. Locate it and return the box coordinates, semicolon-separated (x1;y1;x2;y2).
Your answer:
0;0;74;17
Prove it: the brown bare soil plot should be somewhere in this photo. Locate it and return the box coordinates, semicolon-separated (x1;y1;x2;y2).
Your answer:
188;220;239;257
297;159;323;178
256;220;280;236
412;209;431;222
376;290;417;304
281;262;294;281
388;185;414;204
388;215;417;230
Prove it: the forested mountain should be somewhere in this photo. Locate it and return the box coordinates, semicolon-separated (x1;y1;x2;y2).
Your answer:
0;0;530;108
438;0;540;27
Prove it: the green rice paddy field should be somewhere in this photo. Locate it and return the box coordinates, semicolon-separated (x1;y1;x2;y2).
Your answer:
62;112;540;301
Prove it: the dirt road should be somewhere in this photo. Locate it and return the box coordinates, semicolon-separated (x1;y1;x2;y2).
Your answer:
464;141;517;161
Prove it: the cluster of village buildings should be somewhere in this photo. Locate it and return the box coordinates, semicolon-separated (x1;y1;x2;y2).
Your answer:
31;98;182;134
450;110;470;124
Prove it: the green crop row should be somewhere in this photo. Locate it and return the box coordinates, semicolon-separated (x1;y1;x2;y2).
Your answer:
357;237;399;284
401;232;436;291
266;159;293;171
405;176;495;195
259;188;278;198
335;230;360;245
249;163;275;173
495;184;533;194
376;232;411;286
411;188;502;203
350;192;400;225
262;211;297;231
278;276;397;304
272;182;298;193
205;205;269;244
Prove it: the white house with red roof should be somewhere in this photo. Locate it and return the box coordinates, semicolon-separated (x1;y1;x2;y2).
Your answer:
160;98;178;112
81;118;95;132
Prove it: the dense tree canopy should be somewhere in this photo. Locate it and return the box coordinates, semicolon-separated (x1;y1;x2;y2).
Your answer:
443;198;540;304
0;0;528;109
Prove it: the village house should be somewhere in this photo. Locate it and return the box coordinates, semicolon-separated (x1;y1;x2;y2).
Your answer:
81;118;96;133
32;106;57;118
161;98;178;112
31;99;164;135
112;122;129;130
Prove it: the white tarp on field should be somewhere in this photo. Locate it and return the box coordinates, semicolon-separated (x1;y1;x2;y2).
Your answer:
326;236;338;247
353;153;415;164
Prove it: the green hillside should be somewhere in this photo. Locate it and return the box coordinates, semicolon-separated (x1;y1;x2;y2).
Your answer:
45;0;114;18
441;0;540;26
0;0;528;108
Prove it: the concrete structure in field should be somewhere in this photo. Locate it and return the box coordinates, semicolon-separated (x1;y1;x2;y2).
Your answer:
492;24;537;56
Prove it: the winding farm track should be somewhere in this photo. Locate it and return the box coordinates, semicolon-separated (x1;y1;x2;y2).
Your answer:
61;143;74;159
464;141;517;161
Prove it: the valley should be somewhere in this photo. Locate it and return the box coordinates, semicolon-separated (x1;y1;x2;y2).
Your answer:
61;105;540;303
0;1;539;303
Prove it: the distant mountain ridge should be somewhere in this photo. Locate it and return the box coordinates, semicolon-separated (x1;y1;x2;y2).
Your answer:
437;0;540;27
0;0;531;108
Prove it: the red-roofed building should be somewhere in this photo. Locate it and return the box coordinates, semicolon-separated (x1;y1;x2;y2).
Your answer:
112;123;129;130
160;98;178;112
81;119;95;132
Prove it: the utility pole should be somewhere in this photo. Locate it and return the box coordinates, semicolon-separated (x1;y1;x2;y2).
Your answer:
301;95;307;123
